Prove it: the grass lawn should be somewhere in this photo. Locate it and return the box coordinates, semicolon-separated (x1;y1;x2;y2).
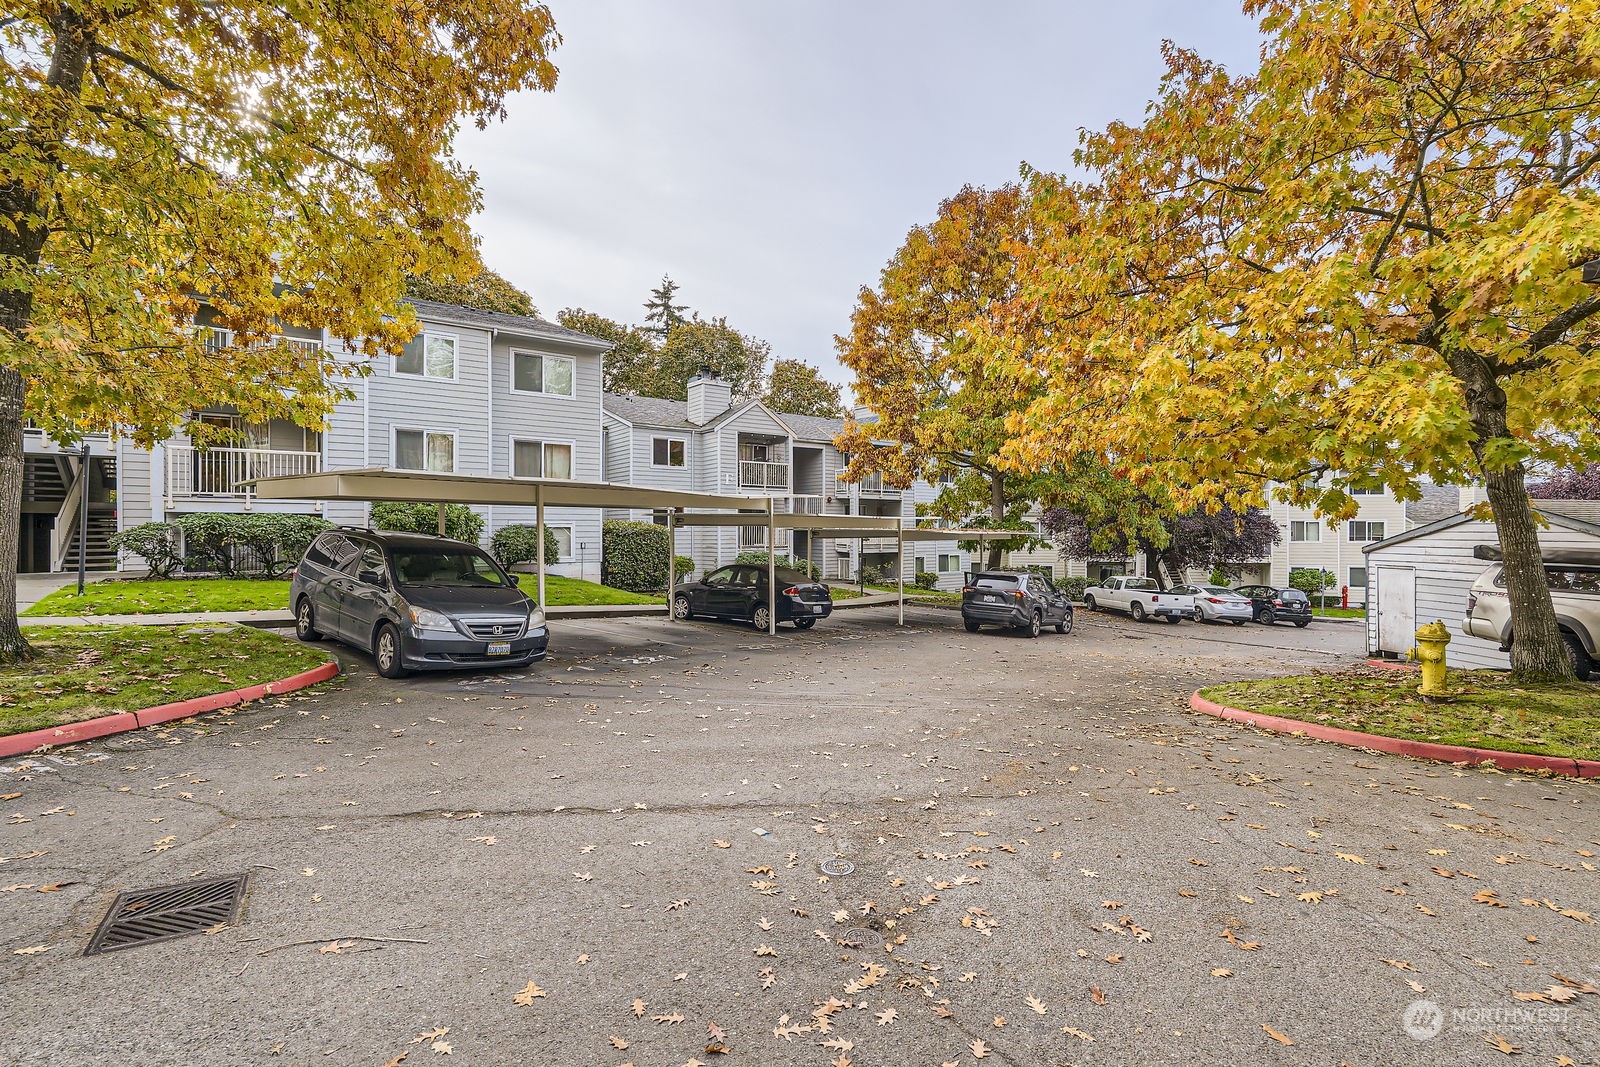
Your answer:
1201;668;1600;761
24;575;664;615
24;579;291;616
1313;607;1366;618
0;626;332;737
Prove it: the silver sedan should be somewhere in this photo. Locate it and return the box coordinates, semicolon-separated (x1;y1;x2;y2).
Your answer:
1173;584;1255;625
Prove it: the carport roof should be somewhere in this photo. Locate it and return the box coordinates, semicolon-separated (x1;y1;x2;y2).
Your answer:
245;467;773;512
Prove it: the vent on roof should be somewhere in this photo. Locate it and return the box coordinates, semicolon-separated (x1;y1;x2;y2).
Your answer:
84;873;249;956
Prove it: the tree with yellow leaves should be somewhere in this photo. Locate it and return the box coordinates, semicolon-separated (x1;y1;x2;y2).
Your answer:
0;1;563;661
1005;0;1600;681
836;184;1046;566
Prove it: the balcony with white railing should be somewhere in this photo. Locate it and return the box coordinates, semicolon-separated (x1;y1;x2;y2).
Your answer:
738;460;789;490
837;471;901;497
165;445;321;499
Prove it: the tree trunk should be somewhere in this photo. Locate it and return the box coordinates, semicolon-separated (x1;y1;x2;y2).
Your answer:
987;471;1005;569
1445;347;1573;682
1143;545;1169;589
0;7;98;664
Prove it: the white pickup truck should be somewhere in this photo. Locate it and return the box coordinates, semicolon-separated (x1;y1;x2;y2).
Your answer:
1082;576;1194;624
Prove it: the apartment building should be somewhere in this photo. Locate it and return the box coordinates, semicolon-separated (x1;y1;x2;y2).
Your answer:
21;299;614;582
601;372;972;586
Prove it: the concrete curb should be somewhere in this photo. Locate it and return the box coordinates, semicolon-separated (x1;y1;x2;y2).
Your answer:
1190;691;1600;778
0;660;340;759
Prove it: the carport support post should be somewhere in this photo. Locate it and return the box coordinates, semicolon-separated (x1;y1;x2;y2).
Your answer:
436;503;446;536
767;498;777;636
535;485;547;610
666;508;676;622
896;520;905;627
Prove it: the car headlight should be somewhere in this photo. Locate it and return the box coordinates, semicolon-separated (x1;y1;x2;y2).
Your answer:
408;606;456;633
528;607;546;630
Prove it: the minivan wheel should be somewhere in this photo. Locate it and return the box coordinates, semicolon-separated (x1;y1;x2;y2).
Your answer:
1565;633;1594;682
672;595;693;620
294;598;322;642
751;603;772;632
374;623;409;679
1259;608;1277;625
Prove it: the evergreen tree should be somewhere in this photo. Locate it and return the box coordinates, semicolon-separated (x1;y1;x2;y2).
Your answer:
642;275;688;338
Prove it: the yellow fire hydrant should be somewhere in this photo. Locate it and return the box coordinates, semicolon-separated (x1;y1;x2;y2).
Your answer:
1412;620;1452;698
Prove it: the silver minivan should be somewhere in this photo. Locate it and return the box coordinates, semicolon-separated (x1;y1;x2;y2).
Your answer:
290;528;548;678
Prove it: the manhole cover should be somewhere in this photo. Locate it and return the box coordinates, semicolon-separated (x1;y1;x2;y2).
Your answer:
836;927;870;949
85;872;248;956
819;858;855;877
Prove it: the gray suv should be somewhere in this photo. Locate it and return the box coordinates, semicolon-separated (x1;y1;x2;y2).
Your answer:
290;528;548;678
1462;548;1599;681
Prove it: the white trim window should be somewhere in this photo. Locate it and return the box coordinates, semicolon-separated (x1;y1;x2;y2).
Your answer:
1347;520;1386;542
938;553;959;572
512;438;574;480
1289;520;1321;542
1349;566;1369;587
546;524;574;561
394;428;454;472
652;436;687;468
395;332;458;379
511;350;575;397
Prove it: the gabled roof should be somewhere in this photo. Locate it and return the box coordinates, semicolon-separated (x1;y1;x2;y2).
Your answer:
773;411;848;444
407;299;612;349
1363;502;1600;555
1405;482;1461;526
602;393;698;430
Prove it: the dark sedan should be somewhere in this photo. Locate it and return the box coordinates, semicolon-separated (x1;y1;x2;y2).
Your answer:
1232;584;1314;627
961;570;1074;638
671;565;833;630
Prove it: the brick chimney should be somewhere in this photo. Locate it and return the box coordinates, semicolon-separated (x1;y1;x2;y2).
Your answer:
686;368;732;425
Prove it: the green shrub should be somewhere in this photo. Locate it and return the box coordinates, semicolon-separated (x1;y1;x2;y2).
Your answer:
109;521;183;578
860;564;895;585
233;514;332;577
1059;576;1090;601
673;555;696;579
603;520;671;591
733;551;816;579
1289;567;1336;596
489;524;562;568
168;513;331;576
372;502;485;544
913;570;939;590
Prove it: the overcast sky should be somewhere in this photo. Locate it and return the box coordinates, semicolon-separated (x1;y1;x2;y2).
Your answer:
454;1;1262;390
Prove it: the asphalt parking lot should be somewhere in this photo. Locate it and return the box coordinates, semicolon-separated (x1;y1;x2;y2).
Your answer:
2;605;1596;1066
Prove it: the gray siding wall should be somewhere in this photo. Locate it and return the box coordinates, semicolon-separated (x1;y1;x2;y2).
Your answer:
117;442;152;530
1365;519;1600;670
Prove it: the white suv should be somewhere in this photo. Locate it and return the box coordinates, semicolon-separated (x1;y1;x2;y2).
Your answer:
1462;549;1600;681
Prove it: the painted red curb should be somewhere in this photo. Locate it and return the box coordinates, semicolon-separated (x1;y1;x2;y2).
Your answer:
1190;692;1600;778
0;660;339;759
1366;658;1418;671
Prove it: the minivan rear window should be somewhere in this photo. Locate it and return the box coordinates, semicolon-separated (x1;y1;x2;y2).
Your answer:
974;575;1019;591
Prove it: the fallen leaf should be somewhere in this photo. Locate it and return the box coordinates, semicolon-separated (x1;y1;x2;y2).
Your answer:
513;981;546;1005
1026;994;1048;1015
1211;968;1233;978
609;1037;629;1050
969;1037;991;1058
653;1013;685;1025
319;940;353;955
1089;986;1106;1006
1483;1032;1521;1054
1262;1024;1294;1046
12;945;49;955
875;1008;897;1025
632;998;647;1017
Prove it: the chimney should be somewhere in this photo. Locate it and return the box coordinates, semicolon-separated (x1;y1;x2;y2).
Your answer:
686;367;731;425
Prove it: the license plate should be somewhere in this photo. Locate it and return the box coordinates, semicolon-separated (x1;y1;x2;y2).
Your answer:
984;595;1000;603
812;605;823;614
487;641;511;656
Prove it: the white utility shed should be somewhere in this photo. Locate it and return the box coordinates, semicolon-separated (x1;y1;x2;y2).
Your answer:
1362;500;1600;668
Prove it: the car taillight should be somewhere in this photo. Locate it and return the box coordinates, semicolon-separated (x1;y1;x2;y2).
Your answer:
1207;597;1223;603
289;567;297;581
1273;599;1285;606
962;586;976;594
1012;590;1025;599
1465;594;1477;613
1152;595;1160;602
783;586;800;596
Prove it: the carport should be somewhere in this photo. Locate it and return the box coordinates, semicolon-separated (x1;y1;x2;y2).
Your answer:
668;511;1030;626
249;467;1031;637
247;466;780;623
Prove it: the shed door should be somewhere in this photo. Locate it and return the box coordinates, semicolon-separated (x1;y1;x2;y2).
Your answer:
1377;566;1416;654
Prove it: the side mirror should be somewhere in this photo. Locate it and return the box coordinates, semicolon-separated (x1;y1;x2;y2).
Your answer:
358;569;386;587
508;574;520;586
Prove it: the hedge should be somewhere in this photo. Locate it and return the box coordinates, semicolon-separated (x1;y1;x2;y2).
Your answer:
913;570;939;590
1059;576;1090;601
490;524;562;568
112;513;331;578
108;522;184;578
372;502;485;544
602;520;671;592
733;551;816;579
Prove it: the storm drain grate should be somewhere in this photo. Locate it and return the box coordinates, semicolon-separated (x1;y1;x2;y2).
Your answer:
819;858;855;877
84;872;248;956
